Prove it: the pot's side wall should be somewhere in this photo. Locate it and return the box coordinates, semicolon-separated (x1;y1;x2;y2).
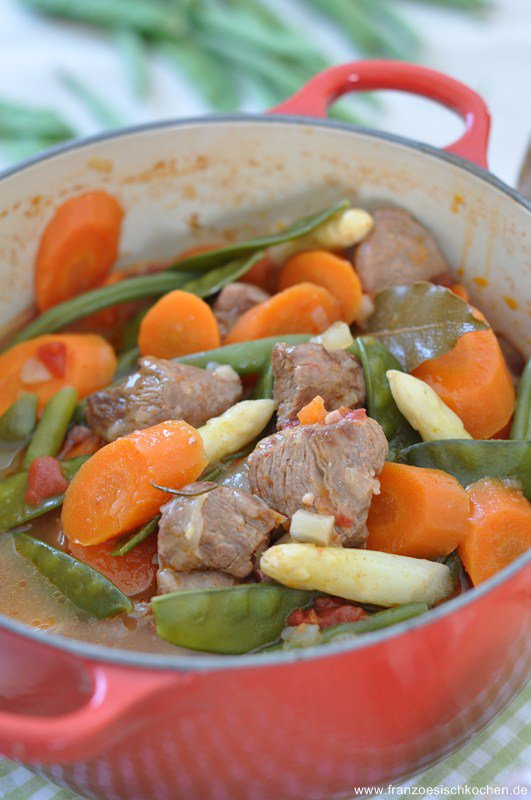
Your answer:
27;560;530;800
0;120;529;352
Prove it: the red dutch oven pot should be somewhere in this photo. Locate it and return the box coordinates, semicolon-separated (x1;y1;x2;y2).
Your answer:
0;61;529;800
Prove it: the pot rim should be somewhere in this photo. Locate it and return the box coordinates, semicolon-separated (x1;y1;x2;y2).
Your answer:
0;113;529;672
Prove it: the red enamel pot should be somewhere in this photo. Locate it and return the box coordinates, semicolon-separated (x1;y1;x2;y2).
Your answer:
0;61;529;800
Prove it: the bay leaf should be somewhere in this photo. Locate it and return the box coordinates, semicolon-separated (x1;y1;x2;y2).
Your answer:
366;282;489;371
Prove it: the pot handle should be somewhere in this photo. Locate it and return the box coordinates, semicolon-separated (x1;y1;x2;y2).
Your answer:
270;60;490;168
0;663;182;764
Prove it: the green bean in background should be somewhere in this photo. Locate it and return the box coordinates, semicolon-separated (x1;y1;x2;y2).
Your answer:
320;603;429;643
510;359;531;441
13;532;133;618
159;40;239;113
58;70;125;128
0;455;87;533
0;394;38;443
115;28;150;98
0;98;75;139
22;386;77;468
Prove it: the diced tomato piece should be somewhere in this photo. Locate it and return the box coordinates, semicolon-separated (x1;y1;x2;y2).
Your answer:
288;596;367;629
24;456;69;506
36;341;67;378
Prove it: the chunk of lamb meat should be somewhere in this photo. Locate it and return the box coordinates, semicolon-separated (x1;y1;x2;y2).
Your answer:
213;282;270;338
248;414;388;547
157;482;286;593
354;208;449;293
272;342;366;428
86;357;242;442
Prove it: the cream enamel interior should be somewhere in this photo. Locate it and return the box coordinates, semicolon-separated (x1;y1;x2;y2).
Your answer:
0;118;530;352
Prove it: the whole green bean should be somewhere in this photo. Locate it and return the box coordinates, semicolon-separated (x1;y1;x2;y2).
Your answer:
0;394;38;443
152;583;316;654
320;603;429;643
510;359;531;441
112;515;160;557
176;334;311;375
58;71;125;129
0;98;75;139
159;40;239;113
115;28;149;99
13;532;133;618
23;386;77;468
0;456;87;533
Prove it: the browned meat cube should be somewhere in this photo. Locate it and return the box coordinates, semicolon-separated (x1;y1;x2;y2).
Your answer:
157;483;286;590
248;414;388;547
213;282;270;339
272;342;366;428
86;357;242;442
354;208;449;293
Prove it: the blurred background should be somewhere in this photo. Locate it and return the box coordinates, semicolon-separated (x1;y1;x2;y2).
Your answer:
0;0;530;186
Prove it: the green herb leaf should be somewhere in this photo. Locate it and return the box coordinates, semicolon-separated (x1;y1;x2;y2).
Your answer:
366;282;489;371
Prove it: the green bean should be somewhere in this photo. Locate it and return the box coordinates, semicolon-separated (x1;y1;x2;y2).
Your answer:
399;440;531;501
252;361;274;399
0;98;75;139
57;71;125;129
6;271;197;348
510;359;531;440
0;394;38;443
152;583;316;654
182;253;264;297
115;28;150;98
1;137;66;163
175;335;311;375
320;603;429;643
114;347;140;380
23;387;77;468
0;456;87;533
352;337;420;459
111;515;160;557
13;532;133;618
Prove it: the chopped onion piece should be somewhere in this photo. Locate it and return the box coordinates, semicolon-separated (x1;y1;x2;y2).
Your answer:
20;357;53;384
290;509;334;546
312;321;353;351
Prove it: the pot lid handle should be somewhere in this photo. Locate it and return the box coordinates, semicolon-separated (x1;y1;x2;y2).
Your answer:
269;60;490;169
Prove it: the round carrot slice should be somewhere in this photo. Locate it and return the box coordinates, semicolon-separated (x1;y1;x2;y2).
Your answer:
138;290;221;359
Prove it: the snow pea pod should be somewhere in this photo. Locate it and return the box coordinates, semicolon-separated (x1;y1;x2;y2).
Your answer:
152;584;317;654
511;359;531;441
13;533;133;618
0;393;38;443
0;456;87;533
351;336;420;459
399;440;531;501
320;602;429;643
23;386;78;468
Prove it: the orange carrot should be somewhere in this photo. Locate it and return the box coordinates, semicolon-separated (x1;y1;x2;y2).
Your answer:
278;250;363;324
366;462;470;559
35;191;124;311
138;290;221;359
225;282;342;344
449;283;470;303
241;255;279;292
297;395;328;425
62;420;207;545
412;309;515;439
0;334;116;416
458;479;531;586
68;537;157;597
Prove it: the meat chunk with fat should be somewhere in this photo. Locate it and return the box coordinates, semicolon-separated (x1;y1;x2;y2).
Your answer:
213;282;270;338
86;357;242;441
354;208;449;293
157;482;286;592
272;342;366;428
248;414;388;547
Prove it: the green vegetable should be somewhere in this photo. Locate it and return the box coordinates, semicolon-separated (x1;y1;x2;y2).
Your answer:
366;282;489;371
180;252;264;297
399;440;531;501
0;98;74;139
511;359;531;440
159;40;239;112
152;583;316;654
115;28;150;98
13;532;133;618
172;201;349;272
57;70;125;129
353;337;420;459
176;334;311;375
111;515;160;557
320;602;429;643
0;394;38;443
0;456;87;533
252;361;274;400
23;386;77;468
114;347;140;380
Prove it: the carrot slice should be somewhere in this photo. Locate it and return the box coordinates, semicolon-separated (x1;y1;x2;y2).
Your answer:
138;290;220;359
412;309;515;439
366;462;470;559
0;334;116;416
68;537;157;597
225;282;342;344
458;479;531;586
35;191;124;311
297;395;327;425
62;420;207;545
278;250;363;324
241;255;278;292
